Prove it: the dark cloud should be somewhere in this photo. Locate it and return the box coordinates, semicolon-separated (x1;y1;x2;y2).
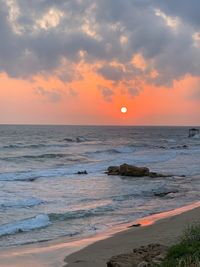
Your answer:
0;0;200;89
97;65;125;82
154;0;200;28
98;86;114;102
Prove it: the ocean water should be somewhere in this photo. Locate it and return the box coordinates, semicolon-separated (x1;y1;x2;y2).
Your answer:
0;125;200;248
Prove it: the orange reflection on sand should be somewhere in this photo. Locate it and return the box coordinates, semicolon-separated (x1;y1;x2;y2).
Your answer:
136;200;200;227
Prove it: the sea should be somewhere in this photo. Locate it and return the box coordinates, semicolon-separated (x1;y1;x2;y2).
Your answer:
0;125;200;248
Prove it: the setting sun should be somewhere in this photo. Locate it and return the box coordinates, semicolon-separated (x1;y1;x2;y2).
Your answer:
121;107;128;114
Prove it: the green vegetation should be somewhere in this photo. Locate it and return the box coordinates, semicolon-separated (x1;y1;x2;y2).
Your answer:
159;224;200;267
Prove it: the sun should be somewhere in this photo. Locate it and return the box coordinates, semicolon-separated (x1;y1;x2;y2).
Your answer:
121;106;127;114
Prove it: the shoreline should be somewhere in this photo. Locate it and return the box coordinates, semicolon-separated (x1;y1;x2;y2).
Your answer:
65;202;200;267
0;201;200;267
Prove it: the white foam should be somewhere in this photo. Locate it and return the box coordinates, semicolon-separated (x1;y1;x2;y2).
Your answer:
0;214;50;236
191;134;200;139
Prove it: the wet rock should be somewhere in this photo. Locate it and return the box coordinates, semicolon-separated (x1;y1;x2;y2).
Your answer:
119;164;150;177
63;138;74;142
107;164;168;178
107;244;168;267
107;164;149;177
107;166;120;175
29;177;37;182
148;172;168;178
154;188;179;197
158;146;166;149
76;170;88;175
76;137;87;143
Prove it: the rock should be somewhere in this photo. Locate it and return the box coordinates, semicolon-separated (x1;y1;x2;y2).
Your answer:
29;178;37;182
154;188;179;197
76;170;88;175
76;137;87;143
158;146;166;149
119;164;150;177
107;244;168;267
107;164;150;177
107;166;120;175
107;164;169;178
148;172;168;178
63;138;74;142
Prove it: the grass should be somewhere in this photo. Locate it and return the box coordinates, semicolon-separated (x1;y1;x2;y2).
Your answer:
158;224;200;267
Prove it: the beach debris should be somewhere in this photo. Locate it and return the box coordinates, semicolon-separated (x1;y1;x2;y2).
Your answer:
107;243;168;267
128;223;141;228
107;164;169;178
76;170;88;175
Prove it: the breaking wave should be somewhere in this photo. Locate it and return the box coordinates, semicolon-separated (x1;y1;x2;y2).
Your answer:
0;215;50;237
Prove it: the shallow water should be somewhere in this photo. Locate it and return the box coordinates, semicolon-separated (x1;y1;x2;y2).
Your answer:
0;125;200;247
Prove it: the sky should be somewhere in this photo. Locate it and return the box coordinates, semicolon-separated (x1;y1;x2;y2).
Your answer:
0;0;200;125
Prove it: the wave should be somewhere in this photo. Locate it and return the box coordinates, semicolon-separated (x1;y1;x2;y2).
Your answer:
0;215;50;237
86;149;121;156
86;146;136;156
49;204;115;221
0;204;115;237
0;161;102;182
0;153;89;162
191;134;200;139
0;197;44;209
0;168;75;182
2;143;69;149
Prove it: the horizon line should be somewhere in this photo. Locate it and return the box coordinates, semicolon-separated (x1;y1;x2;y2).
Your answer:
0;123;199;127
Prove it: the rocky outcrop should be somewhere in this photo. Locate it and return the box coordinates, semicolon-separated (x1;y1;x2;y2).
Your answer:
107;243;168;267
76;170;88;175
153;188;179;197
107;164;168;178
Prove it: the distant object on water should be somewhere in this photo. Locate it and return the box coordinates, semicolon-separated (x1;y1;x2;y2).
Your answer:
188;128;200;138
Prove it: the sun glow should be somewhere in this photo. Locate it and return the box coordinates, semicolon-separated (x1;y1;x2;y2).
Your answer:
121;107;127;114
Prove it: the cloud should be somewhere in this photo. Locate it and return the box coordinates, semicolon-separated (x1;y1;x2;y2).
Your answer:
97;65;125;82
1;0;200;89
154;0;200;28
68;88;79;97
98;86;114;102
128;88;140;97
35;87;62;102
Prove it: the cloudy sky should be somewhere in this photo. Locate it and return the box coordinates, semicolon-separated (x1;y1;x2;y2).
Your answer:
0;0;200;125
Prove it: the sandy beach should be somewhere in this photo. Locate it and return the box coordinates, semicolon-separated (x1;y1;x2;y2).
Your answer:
64;203;200;267
0;201;200;267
